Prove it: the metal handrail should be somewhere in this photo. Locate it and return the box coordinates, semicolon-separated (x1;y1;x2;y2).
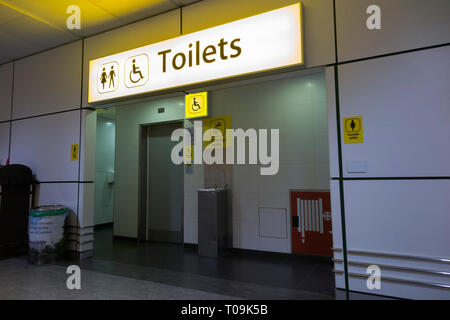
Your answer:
333;259;450;277
332;248;450;264
333;269;450;290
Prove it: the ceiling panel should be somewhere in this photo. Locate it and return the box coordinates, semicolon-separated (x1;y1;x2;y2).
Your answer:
0;2;19;24
0;0;202;63
0;14;78;52
88;0;177;24
1;0;120;36
0;54;11;64
0;30;38;58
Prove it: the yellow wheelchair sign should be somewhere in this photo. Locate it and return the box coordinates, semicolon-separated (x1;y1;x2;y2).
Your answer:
185;92;208;119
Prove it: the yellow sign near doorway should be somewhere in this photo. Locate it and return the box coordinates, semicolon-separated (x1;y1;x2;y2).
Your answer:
184;145;194;165
203;115;232;148
185;92;208;119
343;116;364;144
71;144;79;161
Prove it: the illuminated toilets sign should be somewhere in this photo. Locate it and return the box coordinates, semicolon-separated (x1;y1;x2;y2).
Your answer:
158;38;243;72
88;3;303;103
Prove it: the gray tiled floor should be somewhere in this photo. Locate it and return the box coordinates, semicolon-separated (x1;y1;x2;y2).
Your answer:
0;258;241;300
0;225;336;300
79;226;335;300
76;258;332;300
0;256;332;300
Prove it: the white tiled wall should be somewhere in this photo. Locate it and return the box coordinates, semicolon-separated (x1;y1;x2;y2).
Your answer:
79;182;95;228
342;180;450;299
209;71;330;253
10;110;80;182
330;179;345;291
0;122;10;165
336;0;450;62
325;67;339;178
35;183;78;214
12;41;82;119
329;48;450;289
344;180;450;258
327;0;450;299
338;46;450;178
79;110;97;182
94;116;115;226
0;63;13;122
3;39;91;252
183;125;204;244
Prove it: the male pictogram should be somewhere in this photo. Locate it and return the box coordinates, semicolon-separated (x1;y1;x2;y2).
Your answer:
109;66;116;88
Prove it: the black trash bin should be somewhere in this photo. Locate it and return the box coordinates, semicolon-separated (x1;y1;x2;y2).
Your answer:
0;164;33;254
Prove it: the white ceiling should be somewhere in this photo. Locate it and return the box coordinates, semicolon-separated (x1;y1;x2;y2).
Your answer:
0;0;200;64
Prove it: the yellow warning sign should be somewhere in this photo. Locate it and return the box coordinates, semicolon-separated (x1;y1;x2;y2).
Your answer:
185;92;208;119
71;144;79;161
203;115;232;148
344;116;364;144
184;145;193;165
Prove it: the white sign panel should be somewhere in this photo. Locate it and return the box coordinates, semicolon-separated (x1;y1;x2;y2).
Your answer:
88;3;303;103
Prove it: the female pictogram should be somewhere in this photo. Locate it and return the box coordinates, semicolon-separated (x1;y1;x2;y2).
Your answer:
100;68;108;90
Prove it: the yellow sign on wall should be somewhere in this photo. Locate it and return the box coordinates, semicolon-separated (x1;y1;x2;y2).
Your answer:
203;115;232;148
185;92;208;119
184;145;194;165
71;144;79;161
344;117;364;144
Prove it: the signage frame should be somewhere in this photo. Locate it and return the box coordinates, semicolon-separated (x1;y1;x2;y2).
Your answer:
88;3;304;105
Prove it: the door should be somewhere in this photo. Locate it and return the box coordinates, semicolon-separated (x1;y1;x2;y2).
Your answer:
290;191;333;256
147;123;184;244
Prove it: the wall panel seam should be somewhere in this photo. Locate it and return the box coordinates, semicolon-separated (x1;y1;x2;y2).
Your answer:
76;39;85;226
10;108;92;122
327;42;450;67
332;0;350;299
8;62;15;159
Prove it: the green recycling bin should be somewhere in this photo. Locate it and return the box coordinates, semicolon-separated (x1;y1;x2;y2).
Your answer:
28;206;69;264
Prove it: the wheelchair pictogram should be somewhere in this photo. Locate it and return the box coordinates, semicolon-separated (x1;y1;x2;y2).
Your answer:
125;54;149;88
192;98;201;112
187;95;205;115
130;59;144;84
